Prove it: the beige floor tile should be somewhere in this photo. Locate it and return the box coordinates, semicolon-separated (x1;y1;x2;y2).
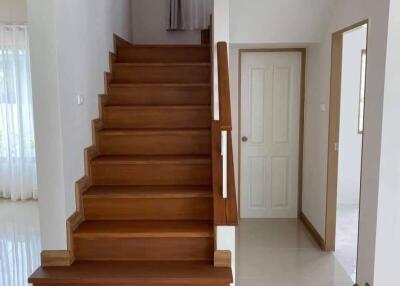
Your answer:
236;219;353;286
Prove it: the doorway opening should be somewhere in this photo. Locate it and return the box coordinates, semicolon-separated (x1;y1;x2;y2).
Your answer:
326;21;369;283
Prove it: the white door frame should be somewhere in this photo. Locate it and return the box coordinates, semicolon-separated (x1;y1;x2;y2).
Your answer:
238;48;306;219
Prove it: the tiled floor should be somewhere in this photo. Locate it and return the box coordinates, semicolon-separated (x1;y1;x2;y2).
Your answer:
335;204;359;281
236;219;353;286
0;201;356;286
0;200;41;286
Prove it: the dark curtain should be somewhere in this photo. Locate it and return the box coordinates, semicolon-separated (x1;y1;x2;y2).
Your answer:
168;0;184;30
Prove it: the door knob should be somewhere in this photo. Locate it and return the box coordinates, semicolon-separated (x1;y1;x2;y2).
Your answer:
242;136;248;142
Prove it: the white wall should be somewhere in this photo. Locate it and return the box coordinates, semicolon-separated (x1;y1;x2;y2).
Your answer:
27;0;68;250
230;0;334;44
27;0;131;250
373;0;400;284
0;0;27;23
302;1;391;285
131;0;200;44
54;0;132;217
213;0;230;119
337;26;367;206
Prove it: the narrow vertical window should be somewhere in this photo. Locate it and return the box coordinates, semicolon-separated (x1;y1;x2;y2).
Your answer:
358;49;367;134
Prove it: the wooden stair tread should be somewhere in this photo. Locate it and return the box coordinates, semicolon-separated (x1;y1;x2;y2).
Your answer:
112;63;210;84
104;105;211;110
114;62;210;67
109;83;211;88
102;104;211;129
29;261;232;284
92;155;211;165
98;128;210;135
84;186;212;199
106;84;211;106
122;44;210;48
74;221;213;238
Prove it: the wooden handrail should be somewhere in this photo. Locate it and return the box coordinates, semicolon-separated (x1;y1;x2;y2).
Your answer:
217;42;232;131
210;38;238;226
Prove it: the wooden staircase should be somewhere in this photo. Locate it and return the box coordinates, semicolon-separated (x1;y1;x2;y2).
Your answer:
29;35;236;286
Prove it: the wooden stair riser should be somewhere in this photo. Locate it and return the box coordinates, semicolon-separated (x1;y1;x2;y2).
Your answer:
83;197;213;221
107;85;211;105
112;64;210;84
91;163;211;186
74;237;214;261
117;46;210;63
32;282;230;286
102;107;211;129
97;131;211;155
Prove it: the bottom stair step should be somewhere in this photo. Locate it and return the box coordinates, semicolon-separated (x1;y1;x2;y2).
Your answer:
29;261;233;285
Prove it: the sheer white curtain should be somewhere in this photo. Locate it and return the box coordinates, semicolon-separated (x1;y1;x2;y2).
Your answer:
0;25;37;201
169;0;212;31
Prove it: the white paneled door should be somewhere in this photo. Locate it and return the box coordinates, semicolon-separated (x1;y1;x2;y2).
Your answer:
240;52;301;218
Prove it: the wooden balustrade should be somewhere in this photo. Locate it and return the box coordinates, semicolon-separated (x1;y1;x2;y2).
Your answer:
209;37;238;226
